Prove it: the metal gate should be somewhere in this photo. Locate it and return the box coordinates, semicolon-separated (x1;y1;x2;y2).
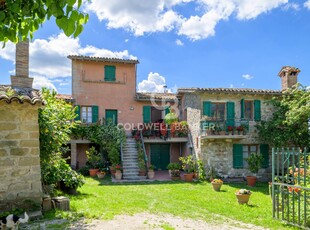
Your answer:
272;148;310;229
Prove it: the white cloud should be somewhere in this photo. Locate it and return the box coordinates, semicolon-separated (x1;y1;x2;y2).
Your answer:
176;39;184;46
0;33;137;91
282;3;300;11
242;74;254;80
229;84;234;88
33;75;57;91
86;0;288;41
304;1;310;9
138;72;172;93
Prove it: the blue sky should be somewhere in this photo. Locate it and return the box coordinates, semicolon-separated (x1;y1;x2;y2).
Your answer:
0;0;310;94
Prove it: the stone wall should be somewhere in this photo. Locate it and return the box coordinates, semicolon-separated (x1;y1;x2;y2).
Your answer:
0;102;42;211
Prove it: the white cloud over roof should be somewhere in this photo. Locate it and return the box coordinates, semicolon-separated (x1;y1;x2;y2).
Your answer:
138;72;173;93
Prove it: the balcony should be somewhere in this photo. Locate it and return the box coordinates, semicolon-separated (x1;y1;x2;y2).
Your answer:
200;119;249;142
132;121;189;143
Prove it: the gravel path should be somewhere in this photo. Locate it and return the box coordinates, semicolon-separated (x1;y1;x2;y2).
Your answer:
22;212;268;230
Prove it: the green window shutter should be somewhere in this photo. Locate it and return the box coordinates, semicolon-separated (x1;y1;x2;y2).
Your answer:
104;65;116;81
260;144;269;168
75;105;80;121
233;144;243;168
226;102;235;127
203;101;211;116
165;107;170;115
92;105;99;123
143;106;151;123
240;99;245;119
254;100;261;121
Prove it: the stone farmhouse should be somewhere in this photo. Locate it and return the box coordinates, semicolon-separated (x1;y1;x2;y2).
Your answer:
67;53;300;180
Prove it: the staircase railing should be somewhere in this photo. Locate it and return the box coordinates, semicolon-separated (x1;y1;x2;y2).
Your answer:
140;131;148;172
120;140;123;163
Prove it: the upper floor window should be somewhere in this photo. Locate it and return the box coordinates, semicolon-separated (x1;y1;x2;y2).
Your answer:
241;99;261;121
104;65;116;82
211;103;225;120
244;101;253;120
82;106;92;123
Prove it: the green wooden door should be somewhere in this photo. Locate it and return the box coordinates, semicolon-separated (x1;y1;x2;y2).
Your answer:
150;144;170;170
105;110;118;125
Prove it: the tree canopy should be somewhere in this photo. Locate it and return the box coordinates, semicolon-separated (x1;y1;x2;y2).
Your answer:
257;84;310;148
0;0;88;43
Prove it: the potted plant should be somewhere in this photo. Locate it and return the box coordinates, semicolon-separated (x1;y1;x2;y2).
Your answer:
211;178;223;192
114;164;122;180
61;170;85;194
235;188;251;204
167;162;181;180
108;145;120;176
97;167;106;179
138;159;146;176
236;126;243;135
148;164;155;179
245;153;263;186
227;126;234;135
179;155;196;182
86;146;101;176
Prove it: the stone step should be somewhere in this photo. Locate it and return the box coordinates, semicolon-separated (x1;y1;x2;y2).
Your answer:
123;165;139;169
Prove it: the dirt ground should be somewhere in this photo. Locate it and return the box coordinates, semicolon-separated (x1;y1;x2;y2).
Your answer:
21;212;268;230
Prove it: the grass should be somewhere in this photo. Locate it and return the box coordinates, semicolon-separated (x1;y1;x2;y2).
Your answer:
50;176;300;229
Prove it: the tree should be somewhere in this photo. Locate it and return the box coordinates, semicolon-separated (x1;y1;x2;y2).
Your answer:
257;84;310;148
0;0;88;43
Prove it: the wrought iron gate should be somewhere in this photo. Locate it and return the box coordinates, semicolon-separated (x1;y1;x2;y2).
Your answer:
272;148;310;229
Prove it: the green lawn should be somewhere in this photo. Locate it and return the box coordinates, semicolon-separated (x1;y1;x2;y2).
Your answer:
57;176;299;229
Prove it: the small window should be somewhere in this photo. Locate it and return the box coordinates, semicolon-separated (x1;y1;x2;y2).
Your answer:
243;145;258;168
104;65;116;82
81;106;92;123
210;103;225;120
244;101;253;120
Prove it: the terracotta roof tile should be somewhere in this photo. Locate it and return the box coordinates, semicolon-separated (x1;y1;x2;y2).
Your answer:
56;94;73;102
135;92;177;101
67;55;139;64
0;85;45;105
177;87;282;95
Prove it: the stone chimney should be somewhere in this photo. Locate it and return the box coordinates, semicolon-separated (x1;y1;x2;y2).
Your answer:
10;40;33;88
278;66;300;90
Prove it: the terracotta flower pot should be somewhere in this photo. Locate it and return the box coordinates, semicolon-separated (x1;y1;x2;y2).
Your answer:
115;170;122;180
235;193;251;204
89;169;100;177
97;173;105;179
183;173;194;182
148;170;155;179
211;182;223;192
246;176;257;187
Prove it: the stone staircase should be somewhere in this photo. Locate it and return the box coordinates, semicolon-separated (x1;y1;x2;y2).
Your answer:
122;137;141;180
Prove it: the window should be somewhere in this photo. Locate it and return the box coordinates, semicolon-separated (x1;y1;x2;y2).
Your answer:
82;106;92;123
242;145;258;168
233;144;269;169
211;103;225;120
104;65;116;82
244;101;253;120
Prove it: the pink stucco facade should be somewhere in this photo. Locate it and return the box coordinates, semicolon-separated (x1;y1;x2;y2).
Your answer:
72;58;154;125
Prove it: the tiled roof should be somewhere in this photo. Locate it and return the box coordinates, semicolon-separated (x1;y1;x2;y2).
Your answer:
0;85;45;105
67;55;139;64
177;87;282;95
56;94;73;102
135;92;177;101
278;66;300;76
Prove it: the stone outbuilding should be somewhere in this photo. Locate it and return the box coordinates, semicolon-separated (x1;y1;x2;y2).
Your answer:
0;41;44;212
